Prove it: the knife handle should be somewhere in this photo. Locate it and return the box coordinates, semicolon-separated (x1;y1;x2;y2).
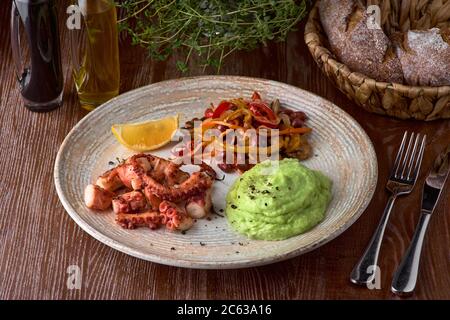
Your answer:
391;212;431;296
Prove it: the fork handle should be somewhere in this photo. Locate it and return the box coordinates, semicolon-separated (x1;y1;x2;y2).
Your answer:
391;212;431;296
350;194;397;285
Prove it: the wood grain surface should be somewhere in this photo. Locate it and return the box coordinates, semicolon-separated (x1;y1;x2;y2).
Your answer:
0;1;449;299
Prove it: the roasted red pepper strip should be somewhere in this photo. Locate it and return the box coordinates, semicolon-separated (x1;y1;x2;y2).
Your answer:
248;101;280;128
254;117;279;128
204;107;214;118
212;101;233;118
249;101;276;120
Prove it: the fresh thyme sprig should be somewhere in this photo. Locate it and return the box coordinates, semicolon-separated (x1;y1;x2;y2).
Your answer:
117;0;308;72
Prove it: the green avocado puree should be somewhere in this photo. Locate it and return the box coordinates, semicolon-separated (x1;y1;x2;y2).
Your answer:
226;159;332;240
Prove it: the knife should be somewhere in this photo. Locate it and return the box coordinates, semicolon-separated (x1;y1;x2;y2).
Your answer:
391;145;450;296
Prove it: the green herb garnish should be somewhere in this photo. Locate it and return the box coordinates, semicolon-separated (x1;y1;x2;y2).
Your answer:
118;0;308;72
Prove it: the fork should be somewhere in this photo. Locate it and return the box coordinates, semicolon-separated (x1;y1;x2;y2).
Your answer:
350;131;427;285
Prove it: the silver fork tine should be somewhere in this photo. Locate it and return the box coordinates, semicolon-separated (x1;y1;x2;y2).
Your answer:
404;134;421;180
396;132;415;179
408;135;426;181
391;131;408;177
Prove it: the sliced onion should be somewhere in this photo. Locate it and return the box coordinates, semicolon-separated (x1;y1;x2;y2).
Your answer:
279;113;291;126
271;99;281;114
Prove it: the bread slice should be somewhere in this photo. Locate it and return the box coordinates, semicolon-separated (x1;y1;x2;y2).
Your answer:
319;0;403;83
319;0;354;58
395;28;450;86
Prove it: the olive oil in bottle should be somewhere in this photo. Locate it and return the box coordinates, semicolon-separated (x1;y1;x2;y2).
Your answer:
71;0;120;111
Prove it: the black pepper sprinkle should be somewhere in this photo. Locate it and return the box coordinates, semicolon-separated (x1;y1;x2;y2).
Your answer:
170;247;176;251
262;190;270;194
181;230;186;235
264;203;268;206
275;187;280;191
108;161;115;166
219;209;224;212
238;242;243;246
235;251;240;254
200;242;206;246
231;204;237;209
206;217;212;221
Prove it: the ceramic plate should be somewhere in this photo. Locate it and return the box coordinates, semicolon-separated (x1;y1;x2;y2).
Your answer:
54;76;378;269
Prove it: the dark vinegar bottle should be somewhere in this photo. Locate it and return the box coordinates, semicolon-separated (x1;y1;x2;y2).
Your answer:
11;0;64;112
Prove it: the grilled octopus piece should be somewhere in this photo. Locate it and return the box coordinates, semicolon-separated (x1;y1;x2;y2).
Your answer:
112;190;147;214
116;211;161;229
84;184;114;210
84;153;216;232
186;188;212;219
142;170;214;202
123;154;215;202
159;201;194;231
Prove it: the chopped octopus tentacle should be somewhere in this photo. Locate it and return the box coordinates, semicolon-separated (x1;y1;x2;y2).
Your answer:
96;168;124;192
112;190;147;214
143;171;213;201
84;184;114;210
185;188;212;219
116;211;161;229
159;201;193;231
85;153;215;232
143;188;163;210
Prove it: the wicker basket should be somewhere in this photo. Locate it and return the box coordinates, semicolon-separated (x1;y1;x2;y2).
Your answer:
304;0;450;120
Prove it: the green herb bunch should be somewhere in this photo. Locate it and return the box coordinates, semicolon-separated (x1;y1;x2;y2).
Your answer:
118;0;308;72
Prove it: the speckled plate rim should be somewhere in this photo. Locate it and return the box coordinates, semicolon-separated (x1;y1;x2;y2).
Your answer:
54;75;378;269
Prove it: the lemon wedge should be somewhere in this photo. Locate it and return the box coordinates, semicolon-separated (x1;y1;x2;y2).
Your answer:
111;115;179;151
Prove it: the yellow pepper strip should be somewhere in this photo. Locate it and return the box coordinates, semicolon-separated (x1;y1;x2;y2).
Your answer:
224;109;244;121
230;98;249;110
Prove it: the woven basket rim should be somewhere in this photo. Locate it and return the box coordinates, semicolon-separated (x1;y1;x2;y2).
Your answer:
305;0;450;95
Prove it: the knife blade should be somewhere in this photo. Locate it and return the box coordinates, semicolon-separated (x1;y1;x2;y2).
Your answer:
391;144;450;296
422;144;450;213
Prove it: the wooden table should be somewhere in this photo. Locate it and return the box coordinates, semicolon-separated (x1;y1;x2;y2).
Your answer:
1;1;449;300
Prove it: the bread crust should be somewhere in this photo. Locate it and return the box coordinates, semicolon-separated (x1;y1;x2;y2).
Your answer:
319;0;450;86
396;28;450;86
319;0;403;83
